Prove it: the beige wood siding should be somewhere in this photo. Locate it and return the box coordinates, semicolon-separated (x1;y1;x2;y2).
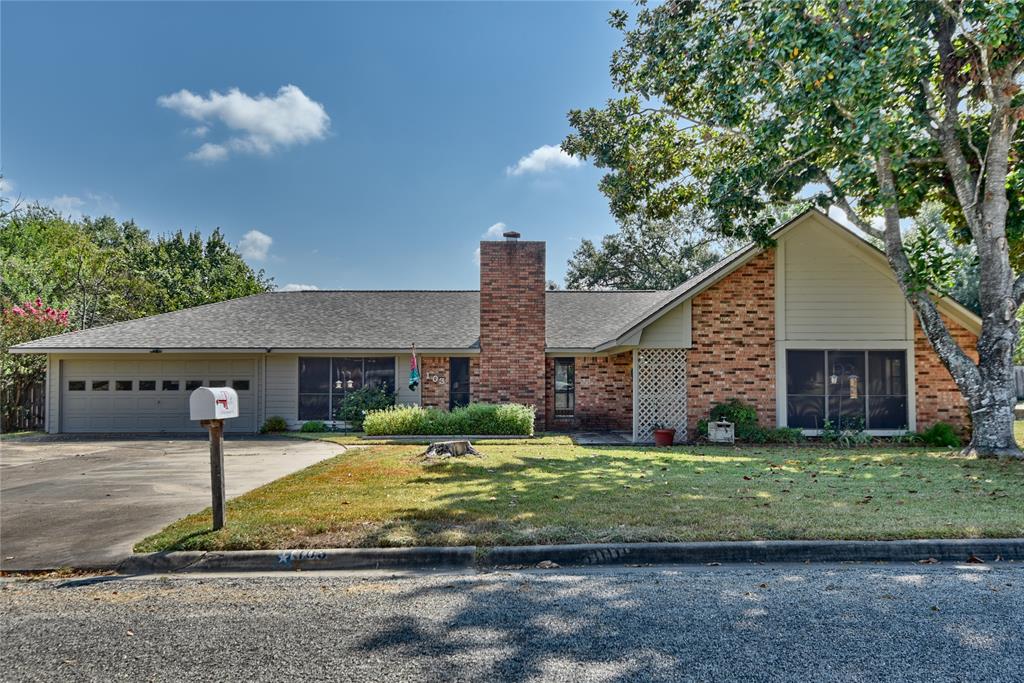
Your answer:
639;301;692;348
395;353;422;406
782;218;909;341
265;354;299;427
47;356;60;433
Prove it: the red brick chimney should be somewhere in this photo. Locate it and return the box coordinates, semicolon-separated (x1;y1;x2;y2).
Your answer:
478;231;546;423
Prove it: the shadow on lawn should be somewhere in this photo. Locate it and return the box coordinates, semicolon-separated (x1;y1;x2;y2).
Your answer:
303;447;817;548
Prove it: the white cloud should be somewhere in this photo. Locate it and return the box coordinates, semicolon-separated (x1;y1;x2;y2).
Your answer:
158;84;330;162
191;125;210;137
279;283;320;292
474;222;509;264
188;143;230;163
0;177;13;194
239;229;273;261
506;144;582;176
49;195;86;215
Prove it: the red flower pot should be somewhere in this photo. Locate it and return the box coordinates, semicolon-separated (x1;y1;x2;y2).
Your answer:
653;428;676;447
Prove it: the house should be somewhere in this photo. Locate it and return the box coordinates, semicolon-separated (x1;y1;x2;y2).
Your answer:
11;210;981;440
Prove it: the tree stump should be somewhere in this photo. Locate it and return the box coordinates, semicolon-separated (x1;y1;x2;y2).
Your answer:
422;440;481;458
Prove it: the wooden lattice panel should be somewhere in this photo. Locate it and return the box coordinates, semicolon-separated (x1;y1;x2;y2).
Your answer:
635;348;688;442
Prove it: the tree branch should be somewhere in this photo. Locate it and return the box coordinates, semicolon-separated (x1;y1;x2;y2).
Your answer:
874;150;981;391
819;174;884;240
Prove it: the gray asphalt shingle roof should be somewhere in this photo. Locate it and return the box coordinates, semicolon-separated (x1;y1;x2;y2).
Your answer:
13;289;674;352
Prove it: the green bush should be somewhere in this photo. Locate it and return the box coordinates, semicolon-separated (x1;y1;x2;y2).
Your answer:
363;403;535;436
920;421;962;448
335;386;396;430
299;420;328;433
709;399;758;428
260;416;288;433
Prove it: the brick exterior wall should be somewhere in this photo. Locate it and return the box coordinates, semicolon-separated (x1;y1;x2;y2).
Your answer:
419;356;479;410
545;352;633;431
477;239;547;425
686;251;777;435
914;314;978;433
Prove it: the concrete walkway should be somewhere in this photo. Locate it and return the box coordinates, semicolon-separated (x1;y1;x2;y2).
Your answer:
0;436;345;571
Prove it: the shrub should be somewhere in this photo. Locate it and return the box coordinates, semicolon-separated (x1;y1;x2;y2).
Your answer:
920;421;962;448
299;420;328;433
335;386;396;430
709;399;758;428
260;416;288;433
363;403;535;436
821;417;871;448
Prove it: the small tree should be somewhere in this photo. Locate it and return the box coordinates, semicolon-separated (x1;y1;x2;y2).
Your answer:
1;299;69;429
565;1;1024;457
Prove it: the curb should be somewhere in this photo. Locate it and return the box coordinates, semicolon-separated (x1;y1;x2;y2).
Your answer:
112;538;1024;575
118;546;477;574
479;539;1024;567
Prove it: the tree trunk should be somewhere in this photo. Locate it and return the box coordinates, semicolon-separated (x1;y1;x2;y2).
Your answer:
967;315;1022;458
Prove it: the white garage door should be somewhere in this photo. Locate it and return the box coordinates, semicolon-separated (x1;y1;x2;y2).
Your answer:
61;358;257;433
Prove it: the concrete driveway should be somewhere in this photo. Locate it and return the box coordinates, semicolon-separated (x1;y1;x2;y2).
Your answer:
0;436;345;571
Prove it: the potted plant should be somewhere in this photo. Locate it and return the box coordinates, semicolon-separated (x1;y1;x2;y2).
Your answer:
653;424;676;447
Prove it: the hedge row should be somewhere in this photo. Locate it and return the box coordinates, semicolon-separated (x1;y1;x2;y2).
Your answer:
362;403;535;436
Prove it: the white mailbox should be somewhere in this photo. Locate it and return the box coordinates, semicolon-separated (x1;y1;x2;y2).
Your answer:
190;387;239;421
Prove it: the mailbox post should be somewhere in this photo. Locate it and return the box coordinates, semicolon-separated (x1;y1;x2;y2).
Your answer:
189;387;239;530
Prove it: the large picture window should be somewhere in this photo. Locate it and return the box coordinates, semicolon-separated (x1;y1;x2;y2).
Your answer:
553;358;576;418
298;357;396;421
786;350;907;430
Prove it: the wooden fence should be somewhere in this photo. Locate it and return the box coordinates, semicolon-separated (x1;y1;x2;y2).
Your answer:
1;380;46;432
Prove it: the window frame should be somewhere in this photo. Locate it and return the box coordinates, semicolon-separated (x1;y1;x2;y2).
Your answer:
298;357;397;422
784;349;909;432
553;358;576;418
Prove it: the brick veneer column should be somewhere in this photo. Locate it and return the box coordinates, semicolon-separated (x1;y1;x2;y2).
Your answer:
477;238;547;424
914;314;978;432
686;251;776;435
420;356;449;409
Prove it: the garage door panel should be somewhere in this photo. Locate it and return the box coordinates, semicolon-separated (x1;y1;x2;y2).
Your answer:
61;359;256;433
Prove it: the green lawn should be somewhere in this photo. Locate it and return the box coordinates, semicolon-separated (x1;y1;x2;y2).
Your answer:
137;439;1024;552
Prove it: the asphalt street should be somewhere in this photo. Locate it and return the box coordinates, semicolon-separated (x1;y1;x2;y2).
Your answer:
2;563;1022;682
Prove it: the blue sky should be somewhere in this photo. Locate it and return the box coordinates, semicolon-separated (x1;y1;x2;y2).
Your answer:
1;1;631;291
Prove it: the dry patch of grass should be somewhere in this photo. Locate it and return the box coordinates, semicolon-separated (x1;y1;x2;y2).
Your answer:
136;442;1024;552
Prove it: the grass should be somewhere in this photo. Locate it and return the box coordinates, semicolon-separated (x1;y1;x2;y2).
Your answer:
0;430;44;441
137;440;1024;552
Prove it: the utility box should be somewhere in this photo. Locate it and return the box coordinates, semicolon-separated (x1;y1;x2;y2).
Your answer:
189;387;239;421
708;420;735;444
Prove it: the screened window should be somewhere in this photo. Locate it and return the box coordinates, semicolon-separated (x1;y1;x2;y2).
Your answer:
786;350;908;430
299;357;397;421
553;358;576;418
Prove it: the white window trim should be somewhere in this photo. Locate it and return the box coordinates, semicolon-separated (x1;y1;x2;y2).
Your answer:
775;341;916;434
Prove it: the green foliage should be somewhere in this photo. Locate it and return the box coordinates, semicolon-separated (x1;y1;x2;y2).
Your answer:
709;399;758;428
0;204;273;331
564;1;1022;315
1;299;70;428
565;212;734;290
299;420;328;433
822;417;871;448
363;403;535;436
698;399;802;444
335;386;396;430
919;422;962;448
260;416;288;433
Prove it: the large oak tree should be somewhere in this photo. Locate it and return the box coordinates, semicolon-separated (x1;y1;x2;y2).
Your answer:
565;0;1023;457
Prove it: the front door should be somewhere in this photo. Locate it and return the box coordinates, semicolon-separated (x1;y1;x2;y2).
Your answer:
449;358;470;410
